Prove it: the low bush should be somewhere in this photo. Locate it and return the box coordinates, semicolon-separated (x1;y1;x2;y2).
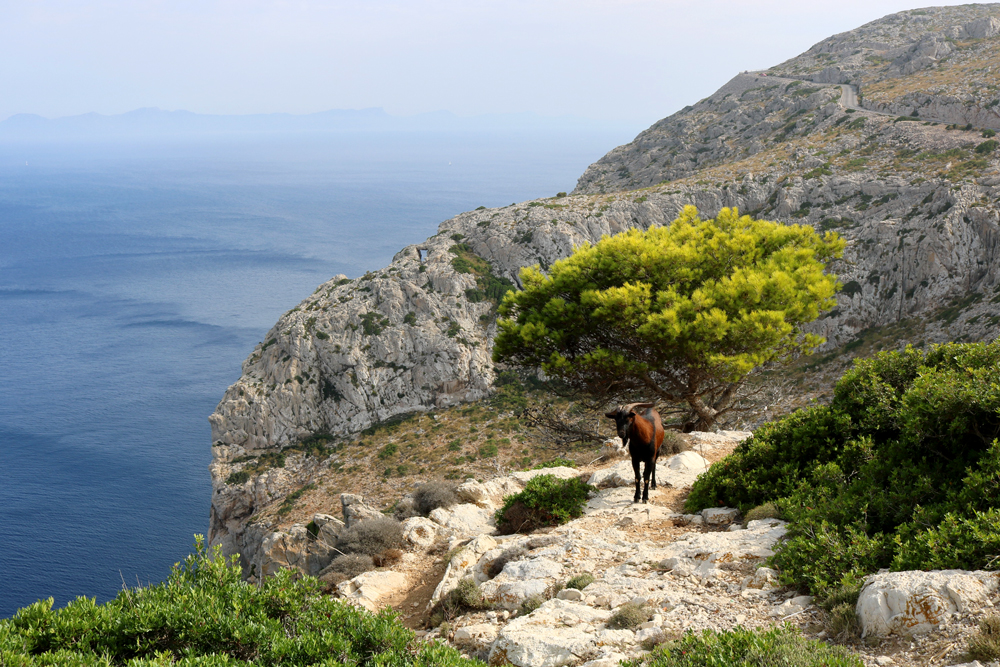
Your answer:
565;573;595;590
495;474;595;534
324;553;375;579
518;595;544;616
623;626;862;667
967;615;1000;662
686;342;1000;596
413;481;458;516
744;501;782;523
428;578;492;626
336;516;404;557
0;536;483;666
607;602;653;629
661;431;690;455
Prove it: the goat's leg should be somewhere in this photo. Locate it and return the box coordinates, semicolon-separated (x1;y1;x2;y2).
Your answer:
631;457;642;503
641;460;653;503
650;456;658;490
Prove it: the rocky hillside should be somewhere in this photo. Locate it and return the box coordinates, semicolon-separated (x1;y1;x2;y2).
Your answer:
270;433;997;667
208;4;1000;570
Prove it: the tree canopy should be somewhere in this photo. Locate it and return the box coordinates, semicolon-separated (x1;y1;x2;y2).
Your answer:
492;206;845;430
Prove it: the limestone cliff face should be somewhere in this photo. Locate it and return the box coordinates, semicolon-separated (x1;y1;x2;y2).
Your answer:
209;4;1000;568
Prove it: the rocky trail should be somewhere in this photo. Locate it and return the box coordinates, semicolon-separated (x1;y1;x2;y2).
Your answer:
300;431;1000;667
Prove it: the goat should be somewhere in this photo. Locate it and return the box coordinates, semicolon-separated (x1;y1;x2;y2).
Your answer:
604;403;664;504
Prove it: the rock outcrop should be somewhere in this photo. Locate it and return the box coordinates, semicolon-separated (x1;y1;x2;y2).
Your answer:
208;4;1000;572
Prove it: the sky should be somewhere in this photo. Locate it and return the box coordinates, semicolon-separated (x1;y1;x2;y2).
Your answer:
0;0;983;125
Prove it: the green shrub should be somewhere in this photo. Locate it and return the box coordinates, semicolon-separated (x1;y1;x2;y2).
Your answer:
518;595;545;616
226;470;250;485
532;458;575;469
0;536;482;666
378;442;398;459
336;517;404;557
984;129;997;138
967;615;1000;662
478;443;498;458
565;573;595;590
744;501;782;522
622;626;862;667
975;139;999;154
607;602;653;629
495;474;594;534
686;342;1000;596
413;481;458;516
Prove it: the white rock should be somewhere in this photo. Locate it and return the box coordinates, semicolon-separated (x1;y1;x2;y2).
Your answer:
727;523;743;532
502;557;563;579
454;623;499;644
587;461;637;488
429;534;498;605
429;503;495;538
857;570;1000;637
635;626;660;643
456;478;524;510
874;657;894;666
511;467;580;483
702;507;740;525
480;558;564;608
744;567;779;590
489;599;621;667
401;516;440;548
558;588;584;601
659;451;711;487
336;570;409;611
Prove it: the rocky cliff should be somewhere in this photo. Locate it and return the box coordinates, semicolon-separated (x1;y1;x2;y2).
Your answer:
209;4;1000;569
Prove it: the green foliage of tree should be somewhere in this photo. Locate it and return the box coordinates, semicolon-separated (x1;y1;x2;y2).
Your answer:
0;537;483;666
686;341;1000;596
493;206;844;429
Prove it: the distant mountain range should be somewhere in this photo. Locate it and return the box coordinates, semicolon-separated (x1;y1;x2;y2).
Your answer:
0;107;640;142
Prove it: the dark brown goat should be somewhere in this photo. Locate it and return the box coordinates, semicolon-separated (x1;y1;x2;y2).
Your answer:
604;403;665;503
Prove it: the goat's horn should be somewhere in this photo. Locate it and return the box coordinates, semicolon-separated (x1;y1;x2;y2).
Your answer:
625;402;655;413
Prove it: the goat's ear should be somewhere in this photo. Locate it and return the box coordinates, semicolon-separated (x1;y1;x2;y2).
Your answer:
604;411;618;419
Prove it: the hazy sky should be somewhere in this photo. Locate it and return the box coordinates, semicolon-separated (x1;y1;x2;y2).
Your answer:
0;0;980;124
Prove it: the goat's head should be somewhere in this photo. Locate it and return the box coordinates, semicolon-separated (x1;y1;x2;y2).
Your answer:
604;402;655;443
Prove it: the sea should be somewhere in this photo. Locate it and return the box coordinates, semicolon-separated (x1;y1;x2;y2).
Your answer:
0;125;638;618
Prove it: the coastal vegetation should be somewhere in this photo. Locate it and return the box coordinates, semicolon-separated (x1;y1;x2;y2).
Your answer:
686;341;1000;597
0;538;482;666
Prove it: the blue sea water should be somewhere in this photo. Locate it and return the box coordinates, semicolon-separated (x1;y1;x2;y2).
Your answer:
0;128;634;617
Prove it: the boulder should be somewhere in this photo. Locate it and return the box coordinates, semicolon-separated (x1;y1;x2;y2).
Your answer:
658;452;711;488
429;503;495;538
702;507;740;525
857;570;1000;637
489;599;633;667
429;534;498;605
337;570;409;611
456;477;524;510
401;516;440;548
454;623;499;645
480;557;565;608
341;494;383;528
588;461;637;489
